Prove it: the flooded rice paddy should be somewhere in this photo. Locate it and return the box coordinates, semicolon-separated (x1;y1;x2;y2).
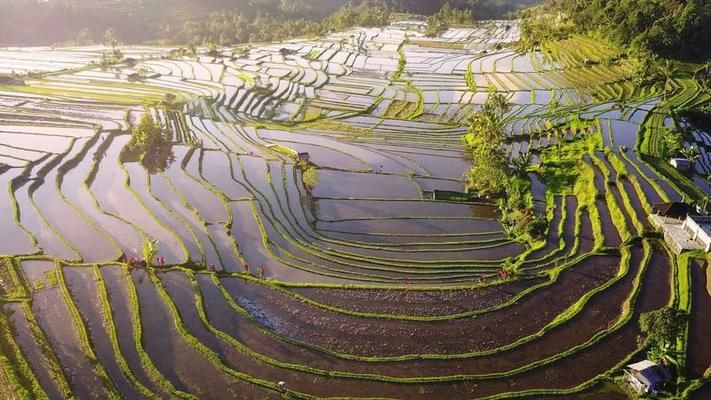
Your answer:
0;20;707;399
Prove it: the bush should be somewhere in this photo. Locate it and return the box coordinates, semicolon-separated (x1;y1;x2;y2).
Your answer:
302;166;320;190
639;307;688;346
142;239;158;268
121;113;175;173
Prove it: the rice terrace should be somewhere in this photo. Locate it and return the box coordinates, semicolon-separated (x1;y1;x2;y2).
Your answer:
0;0;710;399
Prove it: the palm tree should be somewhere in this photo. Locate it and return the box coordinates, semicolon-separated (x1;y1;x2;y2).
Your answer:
103;28;119;50
488;92;511;119
681;145;701;163
553;127;566;154
547;97;561;115
510;152;533;177
647;341;679;367
661;127;683;159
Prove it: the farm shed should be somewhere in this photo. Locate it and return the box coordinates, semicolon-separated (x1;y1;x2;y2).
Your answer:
651;202;695;221
682;215;711;252
670;158;692;172
127;72;143;82
623;360;671;395
649;202;705;254
0;76;24;85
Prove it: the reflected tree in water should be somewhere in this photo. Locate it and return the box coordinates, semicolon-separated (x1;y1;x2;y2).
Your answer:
120;112;175;174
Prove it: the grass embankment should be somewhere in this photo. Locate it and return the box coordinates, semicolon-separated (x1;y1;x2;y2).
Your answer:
637;75;711;205
538;131;609;245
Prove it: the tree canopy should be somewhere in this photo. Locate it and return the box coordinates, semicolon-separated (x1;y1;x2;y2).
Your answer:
425;2;474;37
526;0;711;60
639;307;688;346
121;113;175;174
0;0;538;46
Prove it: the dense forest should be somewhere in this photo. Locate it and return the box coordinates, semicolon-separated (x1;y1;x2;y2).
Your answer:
0;0;538;46
521;0;711;61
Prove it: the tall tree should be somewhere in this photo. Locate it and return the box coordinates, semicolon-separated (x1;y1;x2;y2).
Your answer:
103;28;120;50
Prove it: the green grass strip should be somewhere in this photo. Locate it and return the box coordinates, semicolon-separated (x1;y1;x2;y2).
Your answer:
55;264;122;399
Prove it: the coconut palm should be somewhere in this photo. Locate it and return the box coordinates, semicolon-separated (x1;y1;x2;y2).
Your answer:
103;28;119;50
552;127;567;154
647;341;679;367
547;97;561;115
510;152;533;177
488;92;511;118
680;145;700;163
661;127;683;159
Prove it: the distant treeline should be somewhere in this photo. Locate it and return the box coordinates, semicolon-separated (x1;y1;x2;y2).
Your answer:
521;0;711;61
167;0;539;47
0;0;538;46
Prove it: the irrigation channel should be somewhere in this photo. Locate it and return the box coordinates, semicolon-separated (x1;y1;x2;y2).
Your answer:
0;20;709;399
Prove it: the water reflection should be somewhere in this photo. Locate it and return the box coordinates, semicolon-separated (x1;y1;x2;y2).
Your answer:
120;134;175;174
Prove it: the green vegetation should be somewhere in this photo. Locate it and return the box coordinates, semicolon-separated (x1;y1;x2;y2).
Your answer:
499;177;547;240
0;259;25;299
463;93;510;196
0;4;709;399
463;93;545;242
425;2;473;37
121;113;175;174
639;307;689;347
157;2;392;47
301;166;320;190
142;239;159;268
0;0;537;47
658;127;684;159
99;29;123;67
522;0;711;60
519;2;711;209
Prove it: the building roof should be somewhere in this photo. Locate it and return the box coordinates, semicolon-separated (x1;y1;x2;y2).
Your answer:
670;158;692;166
670;158;692;171
652;202;694;219
686;215;711;244
626;360;671;388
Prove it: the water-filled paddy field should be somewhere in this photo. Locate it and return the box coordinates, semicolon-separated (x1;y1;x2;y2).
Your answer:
0;20;709;399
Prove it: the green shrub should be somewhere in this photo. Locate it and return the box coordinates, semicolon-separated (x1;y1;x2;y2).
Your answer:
639;307;688;346
302;166;320;189
121;113;174;174
143;239;159;268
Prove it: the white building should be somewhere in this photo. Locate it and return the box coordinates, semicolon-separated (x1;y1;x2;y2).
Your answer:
682;215;711;252
670;158;692;172
624;360;671;395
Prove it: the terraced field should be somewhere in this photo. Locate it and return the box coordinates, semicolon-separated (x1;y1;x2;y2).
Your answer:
0;21;709;399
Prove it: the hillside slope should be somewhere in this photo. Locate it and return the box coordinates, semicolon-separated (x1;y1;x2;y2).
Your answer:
0;0;538;46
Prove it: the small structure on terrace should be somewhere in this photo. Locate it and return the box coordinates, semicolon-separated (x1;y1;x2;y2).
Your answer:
279;48;297;57
651;201;694;221
669;158;692;172
391;20;427;31
0;75;24;86
681;215;711;252
649;202;711;254
623;360;671;395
